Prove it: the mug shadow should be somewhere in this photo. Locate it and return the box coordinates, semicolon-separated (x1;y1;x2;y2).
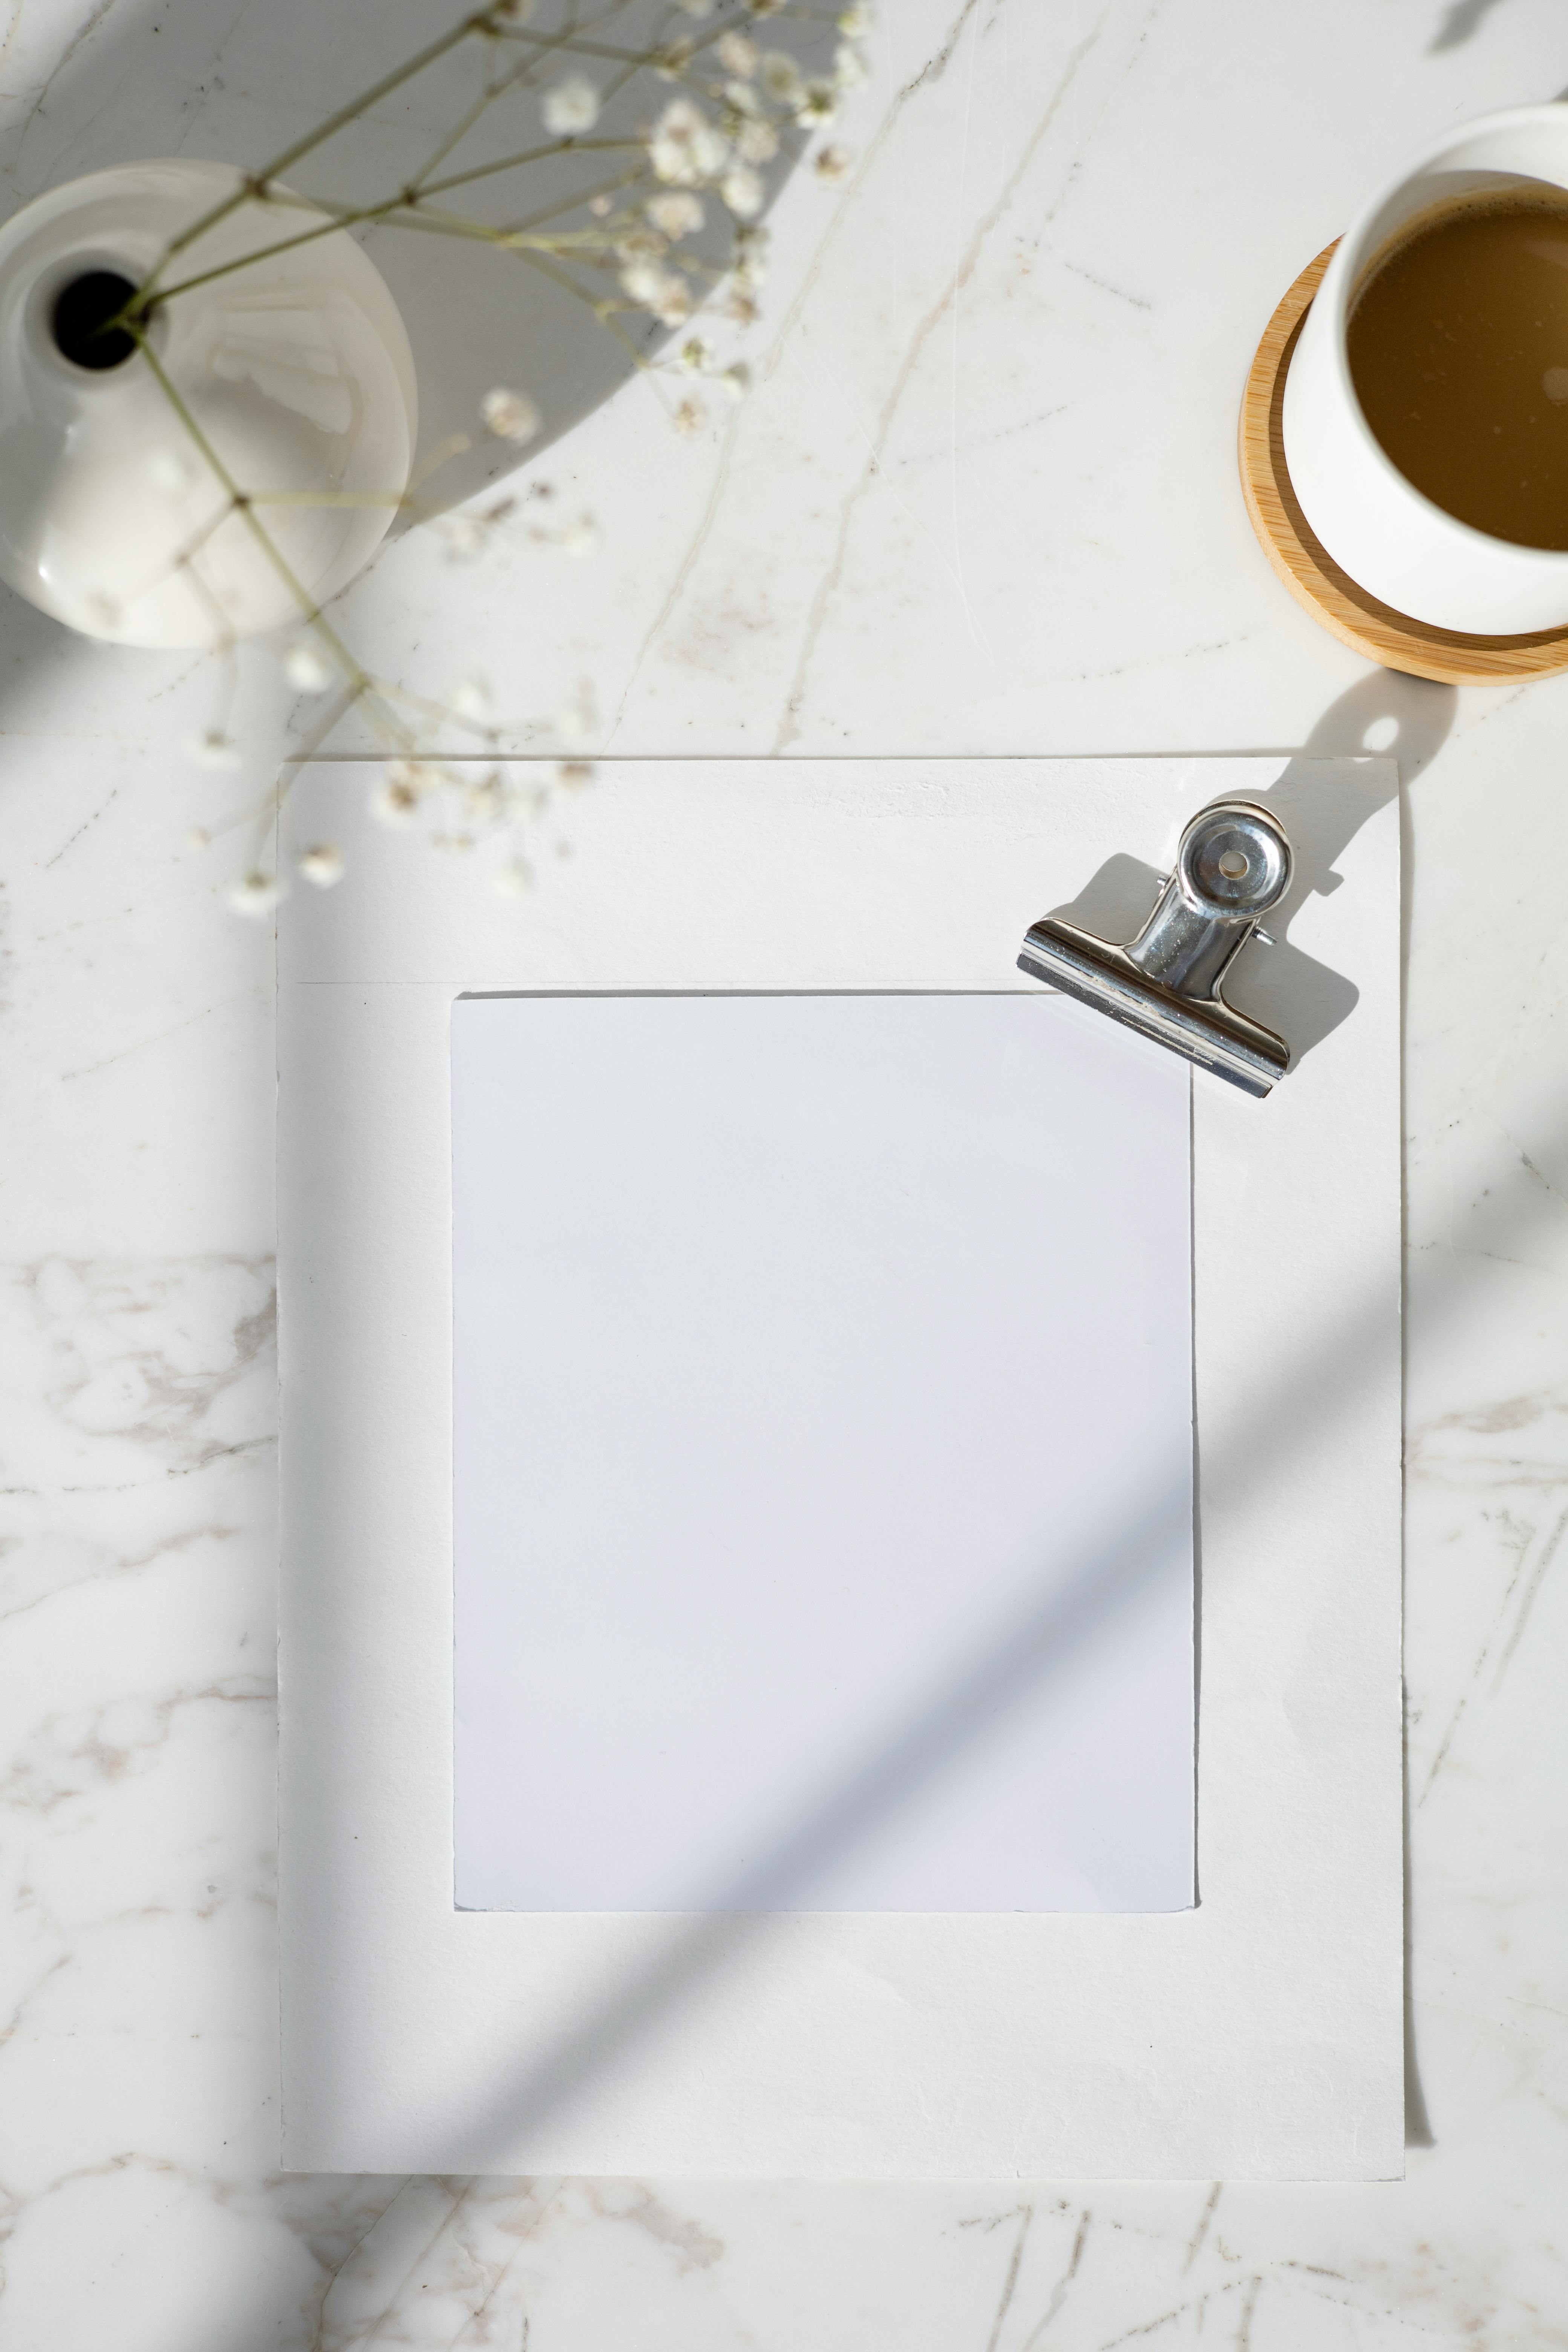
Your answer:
1429;0;1514;51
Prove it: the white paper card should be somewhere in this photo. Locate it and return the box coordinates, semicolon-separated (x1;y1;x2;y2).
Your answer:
453;992;1194;1916
278;754;1403;2179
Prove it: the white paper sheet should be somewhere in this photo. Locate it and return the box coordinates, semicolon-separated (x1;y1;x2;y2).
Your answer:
452;992;1194;1916
277;754;1403;2178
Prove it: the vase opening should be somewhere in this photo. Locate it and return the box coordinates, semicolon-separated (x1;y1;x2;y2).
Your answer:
51;271;138;371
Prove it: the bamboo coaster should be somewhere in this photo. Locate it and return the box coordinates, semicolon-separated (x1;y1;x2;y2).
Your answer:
1239;241;1568;685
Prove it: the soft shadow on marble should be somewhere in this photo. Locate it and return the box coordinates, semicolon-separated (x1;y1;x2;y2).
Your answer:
0;0;1567;2341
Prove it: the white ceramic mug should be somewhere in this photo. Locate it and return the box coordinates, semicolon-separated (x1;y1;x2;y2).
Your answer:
1283;105;1568;635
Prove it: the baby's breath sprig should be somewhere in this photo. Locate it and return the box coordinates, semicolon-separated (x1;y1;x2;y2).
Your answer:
115;0;872;909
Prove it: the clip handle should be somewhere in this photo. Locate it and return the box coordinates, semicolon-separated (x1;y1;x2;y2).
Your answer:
1127;802;1292;1006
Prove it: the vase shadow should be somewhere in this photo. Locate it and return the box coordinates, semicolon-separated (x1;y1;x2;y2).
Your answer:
0;0;825;524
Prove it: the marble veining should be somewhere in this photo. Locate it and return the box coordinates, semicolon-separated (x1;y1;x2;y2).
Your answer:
1;0;1567;2340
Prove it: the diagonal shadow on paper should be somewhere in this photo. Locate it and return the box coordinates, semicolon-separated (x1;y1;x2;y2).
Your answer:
279;1076;1568;2349
404;1249;1397;2171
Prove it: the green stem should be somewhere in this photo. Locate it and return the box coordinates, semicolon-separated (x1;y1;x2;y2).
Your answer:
500;163;644;234
508;244;651;367
406;55;528;192
258;677;370;862
417;134;645;200
136;9;494;300
135;329;366;675
151;203;398;306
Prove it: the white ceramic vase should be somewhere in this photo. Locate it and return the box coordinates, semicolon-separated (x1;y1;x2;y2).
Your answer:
0;159;418;649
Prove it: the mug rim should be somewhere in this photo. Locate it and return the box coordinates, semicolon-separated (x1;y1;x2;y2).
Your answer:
1319;101;1568;576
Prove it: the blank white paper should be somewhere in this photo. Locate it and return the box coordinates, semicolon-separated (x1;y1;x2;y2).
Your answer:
453;990;1194;1915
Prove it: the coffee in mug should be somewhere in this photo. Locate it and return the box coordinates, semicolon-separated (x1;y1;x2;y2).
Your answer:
1347;187;1568;550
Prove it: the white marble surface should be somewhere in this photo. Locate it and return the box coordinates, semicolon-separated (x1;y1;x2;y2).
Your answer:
2;0;1567;2341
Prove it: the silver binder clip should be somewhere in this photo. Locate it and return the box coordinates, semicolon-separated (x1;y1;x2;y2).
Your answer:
1018;799;1294;1098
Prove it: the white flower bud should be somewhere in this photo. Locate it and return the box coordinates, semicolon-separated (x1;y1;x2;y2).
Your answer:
648;191;704;239
283;640;334;693
733;222;770;286
758;51;803;104
620;260;694;325
649;97;730;186
372;761;437;828
187;728;240;771
439;513;488;560
721;163;764;219
481;386;541;443
227;870;284;916
735;119;779;164
372;782;420;828
542;74;600;134
299;843;345;888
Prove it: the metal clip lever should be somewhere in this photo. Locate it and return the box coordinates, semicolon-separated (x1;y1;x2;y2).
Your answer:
1017;800;1294;1098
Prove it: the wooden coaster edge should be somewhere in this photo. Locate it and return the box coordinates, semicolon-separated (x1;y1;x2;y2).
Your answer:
1238;243;1568;687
